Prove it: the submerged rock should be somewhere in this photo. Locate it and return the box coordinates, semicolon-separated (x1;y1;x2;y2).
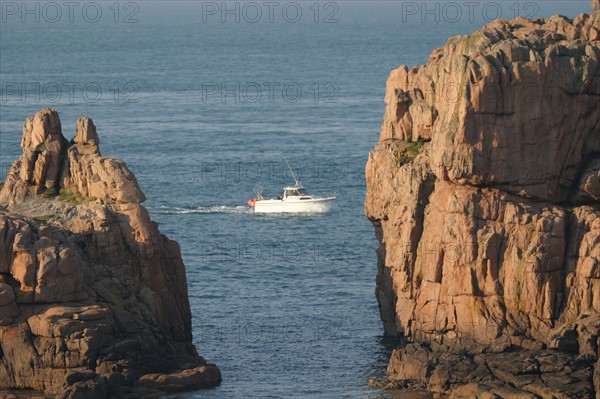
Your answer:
0;109;220;398
366;2;600;398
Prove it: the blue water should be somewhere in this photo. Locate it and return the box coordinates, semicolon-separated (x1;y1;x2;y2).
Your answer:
0;1;592;398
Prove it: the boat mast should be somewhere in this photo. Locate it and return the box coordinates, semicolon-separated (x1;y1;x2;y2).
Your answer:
285;158;301;187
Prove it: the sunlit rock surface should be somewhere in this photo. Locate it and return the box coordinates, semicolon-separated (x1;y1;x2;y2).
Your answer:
366;2;600;398
0;109;220;398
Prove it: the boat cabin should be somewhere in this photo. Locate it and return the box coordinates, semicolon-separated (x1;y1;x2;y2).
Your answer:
283;186;310;199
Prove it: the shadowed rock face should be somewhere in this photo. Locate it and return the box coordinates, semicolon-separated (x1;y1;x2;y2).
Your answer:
366;3;600;398
0;109;220;398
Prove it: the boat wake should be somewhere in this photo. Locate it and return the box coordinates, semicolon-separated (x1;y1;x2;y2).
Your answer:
148;205;251;215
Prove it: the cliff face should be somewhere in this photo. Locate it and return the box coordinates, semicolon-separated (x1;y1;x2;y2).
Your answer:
0;109;220;398
366;4;600;399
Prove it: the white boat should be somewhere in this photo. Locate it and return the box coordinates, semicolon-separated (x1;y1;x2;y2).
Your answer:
247;161;335;214
248;184;335;213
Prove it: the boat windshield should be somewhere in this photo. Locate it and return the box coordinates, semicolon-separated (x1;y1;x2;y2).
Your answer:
285;188;307;197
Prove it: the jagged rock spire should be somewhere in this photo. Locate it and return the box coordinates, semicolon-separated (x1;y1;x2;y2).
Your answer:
18;108;67;191
73;117;99;146
0;109;145;205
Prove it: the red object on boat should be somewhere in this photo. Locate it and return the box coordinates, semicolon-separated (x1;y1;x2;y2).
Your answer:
247;198;256;207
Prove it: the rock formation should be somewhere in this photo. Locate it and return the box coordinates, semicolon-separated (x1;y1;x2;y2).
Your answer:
0;109;220;398
366;2;600;398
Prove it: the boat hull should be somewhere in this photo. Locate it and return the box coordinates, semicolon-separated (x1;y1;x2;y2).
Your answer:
254;197;335;214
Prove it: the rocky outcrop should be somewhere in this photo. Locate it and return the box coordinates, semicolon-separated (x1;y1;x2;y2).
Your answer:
1;111;145;207
0;109;220;398
366;3;600;398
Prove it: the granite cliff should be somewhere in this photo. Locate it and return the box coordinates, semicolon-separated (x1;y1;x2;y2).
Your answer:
366;2;600;398
0;109;220;398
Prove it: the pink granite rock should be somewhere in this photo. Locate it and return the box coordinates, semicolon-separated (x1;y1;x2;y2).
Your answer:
366;2;600;397
0;110;220;398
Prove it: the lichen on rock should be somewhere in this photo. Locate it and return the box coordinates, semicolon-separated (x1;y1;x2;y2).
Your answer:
366;2;600;398
0;109;220;398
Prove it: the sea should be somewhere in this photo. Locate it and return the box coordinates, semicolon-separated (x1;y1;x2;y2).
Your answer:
0;1;592;398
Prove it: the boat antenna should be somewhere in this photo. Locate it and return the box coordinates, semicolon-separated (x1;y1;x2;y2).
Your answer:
285;157;301;187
